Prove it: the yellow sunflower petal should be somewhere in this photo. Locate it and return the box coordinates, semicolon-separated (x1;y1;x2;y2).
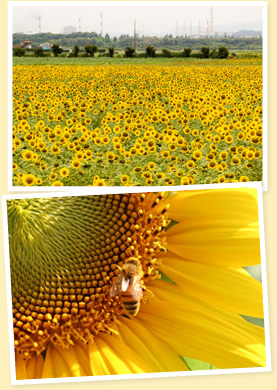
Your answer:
42;345;72;378
159;254;264;317
137;289;265;369
118;317;189;372
15;353;27;380
166;219;260;267
72;340;93;376
88;333;153;375
166;188;258;223
25;354;44;379
55;345;91;377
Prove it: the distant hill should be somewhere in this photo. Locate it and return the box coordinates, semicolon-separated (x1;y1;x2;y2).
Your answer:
233;30;262;37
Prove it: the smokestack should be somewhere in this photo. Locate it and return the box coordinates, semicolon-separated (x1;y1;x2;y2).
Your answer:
100;12;103;36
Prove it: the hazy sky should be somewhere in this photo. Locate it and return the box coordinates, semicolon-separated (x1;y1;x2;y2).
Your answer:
12;2;263;36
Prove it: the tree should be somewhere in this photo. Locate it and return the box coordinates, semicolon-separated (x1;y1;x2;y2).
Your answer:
210;49;219;59
124;47;135;58
52;44;63;57
84;45;98;57
200;46;210;58
162;48;172;58
13;47;25;57
183;48;191;58
145;45;156;58
72;45;80;57
108;47;115;57
218;46;229;59
34;47;44;57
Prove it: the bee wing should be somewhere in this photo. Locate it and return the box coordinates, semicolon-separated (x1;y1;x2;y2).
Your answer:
121;276;130;292
109;283;121;297
109;277;122;297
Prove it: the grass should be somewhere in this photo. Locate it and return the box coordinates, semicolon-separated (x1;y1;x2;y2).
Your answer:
12;56;262;67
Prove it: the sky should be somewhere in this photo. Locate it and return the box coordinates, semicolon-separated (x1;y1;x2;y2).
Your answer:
12;2;263;37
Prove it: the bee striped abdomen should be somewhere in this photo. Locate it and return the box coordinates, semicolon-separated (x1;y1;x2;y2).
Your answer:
121;292;140;316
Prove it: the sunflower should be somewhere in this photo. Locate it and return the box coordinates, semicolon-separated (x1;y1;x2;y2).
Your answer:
7;189;265;381
71;160;82;170
60;167;69;178
22;150;33;162
51;180;63;186
21;174;36;186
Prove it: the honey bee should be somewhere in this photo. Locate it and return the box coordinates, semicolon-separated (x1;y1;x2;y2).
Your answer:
109;258;144;317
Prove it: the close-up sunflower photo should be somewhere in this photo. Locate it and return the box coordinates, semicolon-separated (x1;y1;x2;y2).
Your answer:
4;186;267;384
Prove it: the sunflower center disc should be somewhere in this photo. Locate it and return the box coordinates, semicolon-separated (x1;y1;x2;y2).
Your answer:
8;193;169;359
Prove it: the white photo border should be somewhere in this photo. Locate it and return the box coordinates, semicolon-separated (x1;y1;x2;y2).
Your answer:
2;181;271;385
8;1;268;192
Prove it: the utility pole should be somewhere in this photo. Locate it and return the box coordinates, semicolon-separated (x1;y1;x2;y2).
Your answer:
210;7;214;37
134;20;137;51
38;17;41;33
176;20;179;37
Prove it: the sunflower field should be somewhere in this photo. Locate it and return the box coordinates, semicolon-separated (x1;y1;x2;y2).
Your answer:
12;61;263;186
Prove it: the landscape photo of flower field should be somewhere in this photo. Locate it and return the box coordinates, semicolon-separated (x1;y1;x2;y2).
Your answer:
11;2;265;187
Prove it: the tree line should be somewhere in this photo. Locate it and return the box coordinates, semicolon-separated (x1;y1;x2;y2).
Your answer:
13;31;262;51
14;43;235;60
14;44;232;59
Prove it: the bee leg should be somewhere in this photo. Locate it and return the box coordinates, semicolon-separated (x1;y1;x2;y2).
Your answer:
142;288;156;303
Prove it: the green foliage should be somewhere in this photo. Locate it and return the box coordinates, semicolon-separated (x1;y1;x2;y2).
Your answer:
72;45;80;57
162;48;172;58
13;47;25;57
145;45;156;58
51;44;63;57
124;47;135;58
84;44;98;57
12;32;263;51
210;49;219;59
34;47;44;57
181;357;218;371
108;47;115;58
201;46;210;58
183;48;192;58
218;46;229;59
190;52;203;58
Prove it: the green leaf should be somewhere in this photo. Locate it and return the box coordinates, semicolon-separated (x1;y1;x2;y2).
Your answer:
181;356;218;371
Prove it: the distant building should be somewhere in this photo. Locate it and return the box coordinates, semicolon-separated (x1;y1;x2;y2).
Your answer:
39;43;53;51
21;40;32;48
63;25;76;34
214;32;233;38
